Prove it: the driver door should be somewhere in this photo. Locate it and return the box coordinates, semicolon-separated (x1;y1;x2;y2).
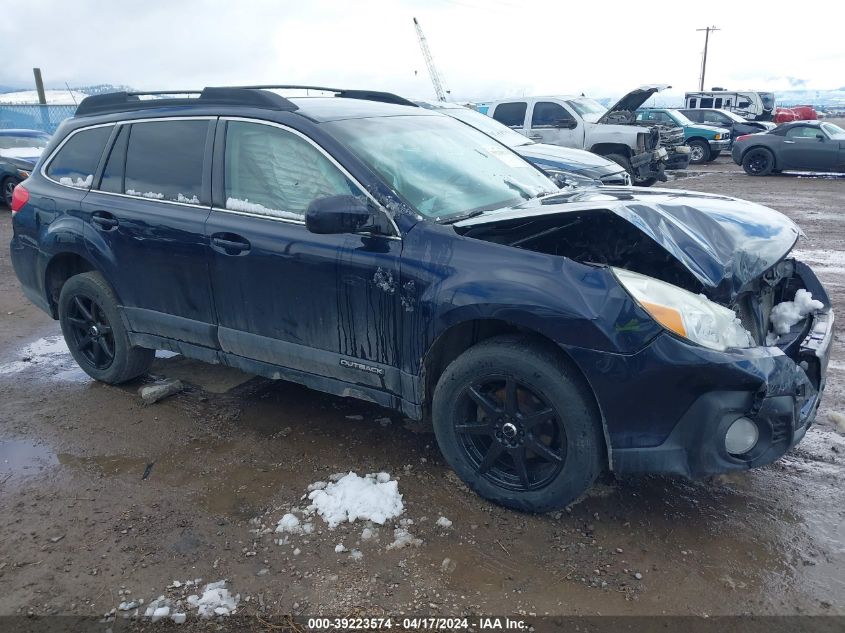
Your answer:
205;118;402;392
527;101;581;148
780;126;838;171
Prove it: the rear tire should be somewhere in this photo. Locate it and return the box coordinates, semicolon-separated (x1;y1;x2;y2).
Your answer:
3;176;20;209
58;271;154;384
741;147;775;176
687;139;711;164
432;335;604;512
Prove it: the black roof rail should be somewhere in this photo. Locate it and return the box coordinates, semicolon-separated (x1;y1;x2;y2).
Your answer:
75;88;299;117
223;85;418;108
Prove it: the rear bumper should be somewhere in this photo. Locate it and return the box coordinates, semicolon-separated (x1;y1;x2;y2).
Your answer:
731;145;745;165
9;236;51;315
611;308;833;478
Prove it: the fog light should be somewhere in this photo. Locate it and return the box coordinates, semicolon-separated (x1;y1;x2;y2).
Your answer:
725;417;759;456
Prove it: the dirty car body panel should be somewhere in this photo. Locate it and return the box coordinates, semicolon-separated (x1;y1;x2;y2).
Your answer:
9;91;833;495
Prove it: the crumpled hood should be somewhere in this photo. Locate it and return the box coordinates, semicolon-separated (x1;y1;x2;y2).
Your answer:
516;143;625;178
598;84;671;124
456;187;801;301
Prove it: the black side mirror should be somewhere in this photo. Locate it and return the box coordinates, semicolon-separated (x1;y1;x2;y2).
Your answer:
816;134;825;141
555;119;577;130
305;195;376;234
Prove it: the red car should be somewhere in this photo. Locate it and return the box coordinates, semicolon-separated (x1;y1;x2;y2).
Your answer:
775;105;818;124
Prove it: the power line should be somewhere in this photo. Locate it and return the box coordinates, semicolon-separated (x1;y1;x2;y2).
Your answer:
696;26;720;91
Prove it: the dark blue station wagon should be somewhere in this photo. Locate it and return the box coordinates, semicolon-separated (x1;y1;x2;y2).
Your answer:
9;87;834;511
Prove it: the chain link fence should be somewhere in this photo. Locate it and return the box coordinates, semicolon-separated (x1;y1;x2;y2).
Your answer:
0;104;77;134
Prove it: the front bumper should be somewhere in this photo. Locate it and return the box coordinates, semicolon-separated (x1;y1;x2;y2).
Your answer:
664;145;691;170
609;308;833;478
630;148;667;182
708;138;732;152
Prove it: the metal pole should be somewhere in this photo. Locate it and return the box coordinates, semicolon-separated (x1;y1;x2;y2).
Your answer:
33;68;47;105
696;27;719;91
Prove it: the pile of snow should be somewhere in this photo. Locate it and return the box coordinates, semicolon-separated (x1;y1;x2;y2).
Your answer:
226;197;300;220
59;174;92;188
0;89;88;104
127;189;164;200
176;193;200;204
142;595;186;624
770;289;824;336
274;512;314;539
307;472;404;528
186;580;239;618
436;516;452;528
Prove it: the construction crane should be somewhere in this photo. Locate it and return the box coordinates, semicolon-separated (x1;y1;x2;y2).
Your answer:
413;17;448;102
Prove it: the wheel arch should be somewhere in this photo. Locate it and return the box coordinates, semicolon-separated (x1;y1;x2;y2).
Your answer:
43;251;101;318
739;144;778;168
420;317;610;466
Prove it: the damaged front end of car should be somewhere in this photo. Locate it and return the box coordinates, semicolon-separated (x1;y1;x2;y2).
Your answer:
454;188;833;478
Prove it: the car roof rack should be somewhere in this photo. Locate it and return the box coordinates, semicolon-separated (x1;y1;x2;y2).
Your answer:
75;88;299;117
224;85;418;107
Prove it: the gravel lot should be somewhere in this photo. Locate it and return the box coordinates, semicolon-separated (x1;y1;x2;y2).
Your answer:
0;157;843;626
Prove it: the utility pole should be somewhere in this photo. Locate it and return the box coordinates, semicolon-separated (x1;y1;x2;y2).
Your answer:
696;26;720;91
33;68;47;105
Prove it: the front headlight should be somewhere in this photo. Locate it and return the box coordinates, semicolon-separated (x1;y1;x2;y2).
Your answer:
713;133;723;140
613;268;754;351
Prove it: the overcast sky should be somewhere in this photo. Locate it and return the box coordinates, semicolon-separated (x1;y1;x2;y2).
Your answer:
2;0;842;102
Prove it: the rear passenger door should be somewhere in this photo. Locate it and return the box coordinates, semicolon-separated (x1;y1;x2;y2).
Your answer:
205;118;401;391
82;118;218;348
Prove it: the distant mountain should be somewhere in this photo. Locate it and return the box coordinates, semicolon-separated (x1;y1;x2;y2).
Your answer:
73;84;136;95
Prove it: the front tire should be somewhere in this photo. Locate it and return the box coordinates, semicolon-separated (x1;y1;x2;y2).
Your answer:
432;335;604;512
58;271;154;384
706;150;721;161
687;139;711;164
742;148;775;176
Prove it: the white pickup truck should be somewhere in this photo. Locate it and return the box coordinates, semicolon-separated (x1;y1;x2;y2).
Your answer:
479;86;687;186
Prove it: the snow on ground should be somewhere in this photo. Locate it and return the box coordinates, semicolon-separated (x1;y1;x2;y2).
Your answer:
187;580;239;618
770;289;824;335
792;249;845;275
436;516;453;528
307;471;404;528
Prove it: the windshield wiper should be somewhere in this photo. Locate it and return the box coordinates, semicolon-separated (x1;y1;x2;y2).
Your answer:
438;209;487;225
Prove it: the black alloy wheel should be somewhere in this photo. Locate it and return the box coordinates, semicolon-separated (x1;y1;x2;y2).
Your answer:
455;374;567;491
64;294;116;370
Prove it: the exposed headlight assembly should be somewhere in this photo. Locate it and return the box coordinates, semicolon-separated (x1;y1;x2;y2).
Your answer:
613;268;754;351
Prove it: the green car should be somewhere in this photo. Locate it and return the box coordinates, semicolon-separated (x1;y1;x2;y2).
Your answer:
636;108;732;164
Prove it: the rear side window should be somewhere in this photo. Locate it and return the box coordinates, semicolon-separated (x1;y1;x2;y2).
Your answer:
124;120;208;203
493;102;527;128
46;126;112;188
224;121;358;219
700;98;714;108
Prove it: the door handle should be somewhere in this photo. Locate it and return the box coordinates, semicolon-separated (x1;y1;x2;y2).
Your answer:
91;211;118;230
528;134;543;140
784;140;796;144
211;234;251;254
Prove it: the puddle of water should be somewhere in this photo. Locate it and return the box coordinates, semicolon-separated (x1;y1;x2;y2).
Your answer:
0;439;59;487
0;335;89;383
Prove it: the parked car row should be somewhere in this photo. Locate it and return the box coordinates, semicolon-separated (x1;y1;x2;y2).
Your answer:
0;129;51;207
7;86;833;512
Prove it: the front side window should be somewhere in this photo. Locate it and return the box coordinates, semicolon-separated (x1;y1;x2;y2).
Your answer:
785;126;823;139
124;120;207;203
688;98;697;108
46;126;112;188
492;102;527;128
700;98;714;108
531;102;574;128
224;121;359;220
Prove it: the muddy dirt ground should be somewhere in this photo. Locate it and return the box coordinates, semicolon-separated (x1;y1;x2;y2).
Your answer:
1;159;843;627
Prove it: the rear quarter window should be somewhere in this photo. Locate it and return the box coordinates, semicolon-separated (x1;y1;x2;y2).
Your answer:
493;102;527;128
46;126;113;188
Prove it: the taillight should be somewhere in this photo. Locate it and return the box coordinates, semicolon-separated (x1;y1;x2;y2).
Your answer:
736;134;752;142
10;183;30;214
